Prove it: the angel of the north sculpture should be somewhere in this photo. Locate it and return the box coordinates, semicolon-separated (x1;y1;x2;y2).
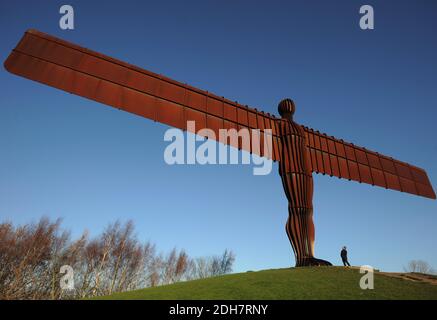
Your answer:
4;30;436;267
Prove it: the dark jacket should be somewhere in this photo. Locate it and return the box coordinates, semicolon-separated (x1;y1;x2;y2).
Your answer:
341;249;348;259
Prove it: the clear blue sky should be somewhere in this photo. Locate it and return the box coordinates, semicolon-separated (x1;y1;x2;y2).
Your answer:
0;0;436;273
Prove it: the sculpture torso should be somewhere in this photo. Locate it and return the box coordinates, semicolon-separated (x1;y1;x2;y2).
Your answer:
277;119;311;173
277;118;314;210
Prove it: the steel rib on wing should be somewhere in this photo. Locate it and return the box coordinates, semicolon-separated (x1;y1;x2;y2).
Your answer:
302;126;436;199
3;29;281;161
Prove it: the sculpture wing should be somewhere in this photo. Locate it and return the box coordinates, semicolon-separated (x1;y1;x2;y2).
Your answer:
3;29;282;161
4;30;434;199
302;126;436;199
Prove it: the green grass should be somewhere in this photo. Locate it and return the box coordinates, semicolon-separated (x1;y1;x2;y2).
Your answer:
96;267;437;300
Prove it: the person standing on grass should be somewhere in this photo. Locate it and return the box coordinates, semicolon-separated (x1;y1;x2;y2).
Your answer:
341;246;351;267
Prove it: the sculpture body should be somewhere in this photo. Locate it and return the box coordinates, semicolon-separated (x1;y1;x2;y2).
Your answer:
277;99;331;266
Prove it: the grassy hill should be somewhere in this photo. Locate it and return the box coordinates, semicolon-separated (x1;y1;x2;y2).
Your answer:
97;267;437;300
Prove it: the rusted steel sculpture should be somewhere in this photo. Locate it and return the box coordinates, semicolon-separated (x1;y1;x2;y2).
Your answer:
277;99;331;266
4;30;436;266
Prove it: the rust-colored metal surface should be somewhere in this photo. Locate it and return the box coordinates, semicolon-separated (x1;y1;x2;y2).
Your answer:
302;127;436;199
3;29;280;160
277;99;332;266
4;30;436;266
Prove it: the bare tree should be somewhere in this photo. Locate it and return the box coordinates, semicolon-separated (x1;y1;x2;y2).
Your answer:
190;250;236;279
404;260;434;274
174;250;189;283
0;218;236;299
219;249;235;275
192;257;211;279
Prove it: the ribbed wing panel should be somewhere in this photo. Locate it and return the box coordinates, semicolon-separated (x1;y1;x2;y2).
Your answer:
303;126;436;199
4;29;281;160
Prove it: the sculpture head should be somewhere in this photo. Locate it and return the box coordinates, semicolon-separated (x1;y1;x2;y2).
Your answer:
278;98;295;120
